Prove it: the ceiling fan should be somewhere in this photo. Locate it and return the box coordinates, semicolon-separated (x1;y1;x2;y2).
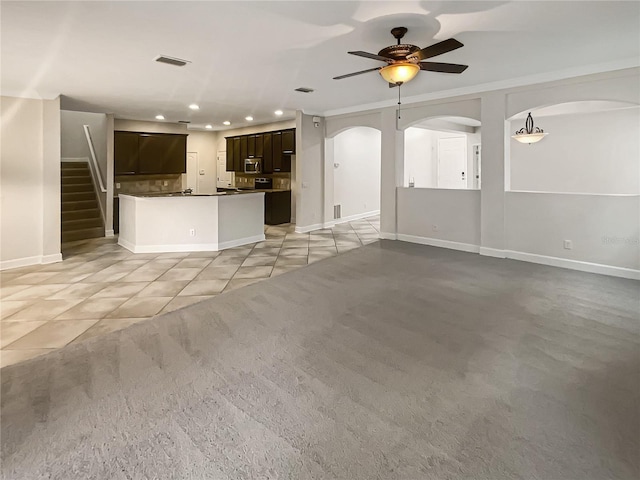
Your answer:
333;27;468;87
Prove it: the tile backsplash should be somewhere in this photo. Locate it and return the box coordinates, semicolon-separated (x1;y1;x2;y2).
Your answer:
234;173;291;190
115;175;182;196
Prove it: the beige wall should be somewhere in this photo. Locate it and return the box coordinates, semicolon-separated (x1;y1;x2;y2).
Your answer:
114;120;218;194
1;96;61;269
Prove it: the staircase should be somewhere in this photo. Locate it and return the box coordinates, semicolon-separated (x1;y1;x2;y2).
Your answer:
61;162;104;243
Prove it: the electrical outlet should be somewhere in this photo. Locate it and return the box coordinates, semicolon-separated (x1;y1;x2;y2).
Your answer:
163;181;168;186
563;240;572;250
432;224;438;232
115;183;121;189
189;228;196;237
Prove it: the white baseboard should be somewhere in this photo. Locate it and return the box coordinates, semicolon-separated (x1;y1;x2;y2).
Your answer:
324;210;380;228
42;253;63;264
505;250;640;280
217;234;265;250
479;247;507;258
397;234;480;253
379;232;397;240
105;229;115;237
393;236;638;280
0;253;62;271
295;223;324;234
118;234;265;254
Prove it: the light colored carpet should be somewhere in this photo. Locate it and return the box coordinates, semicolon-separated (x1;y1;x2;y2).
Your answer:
2;240;639;479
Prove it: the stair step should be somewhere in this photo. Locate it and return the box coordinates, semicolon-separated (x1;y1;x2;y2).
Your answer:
61;176;93;185
62;208;100;221
62;183;94;193
61;162;89;169
62;169;91;177
62;227;104;243
62;217;103;230
62;191;96;202
62;200;98;211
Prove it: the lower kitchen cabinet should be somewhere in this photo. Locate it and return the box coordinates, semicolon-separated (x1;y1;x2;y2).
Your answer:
113;197;119;234
264;190;291;225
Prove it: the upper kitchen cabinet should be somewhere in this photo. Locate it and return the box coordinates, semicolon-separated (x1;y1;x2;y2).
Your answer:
232;137;242;172
262;132;273;173
247;135;256;158
255;134;264;158
224;128;294;173
272;131;283;172
115;131;186;175
240;136;248;161
226;137;234;171
114;131;140;175
138;133;187;174
282;129;295;154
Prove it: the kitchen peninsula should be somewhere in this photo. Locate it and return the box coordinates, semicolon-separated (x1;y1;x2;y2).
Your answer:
118;191;265;253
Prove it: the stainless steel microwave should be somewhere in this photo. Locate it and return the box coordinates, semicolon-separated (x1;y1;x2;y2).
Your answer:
244;158;261;173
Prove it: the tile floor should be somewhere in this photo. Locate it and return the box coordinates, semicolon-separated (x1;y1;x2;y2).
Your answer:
0;216;380;368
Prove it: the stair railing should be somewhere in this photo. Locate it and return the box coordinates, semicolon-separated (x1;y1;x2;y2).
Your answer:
83;125;107;193
82;125;107;226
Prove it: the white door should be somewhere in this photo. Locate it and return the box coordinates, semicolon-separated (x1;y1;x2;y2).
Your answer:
186;152;199;192
437;137;467;189
217;152;233;188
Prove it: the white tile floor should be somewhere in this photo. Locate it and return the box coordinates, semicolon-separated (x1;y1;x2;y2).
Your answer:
0;216;380;368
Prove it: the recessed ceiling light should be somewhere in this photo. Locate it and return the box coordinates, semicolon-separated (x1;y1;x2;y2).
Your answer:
274;110;283;116
205;124;213;129
155;114;165;120
223;121;231;126
245;116;253;121
189;104;200;110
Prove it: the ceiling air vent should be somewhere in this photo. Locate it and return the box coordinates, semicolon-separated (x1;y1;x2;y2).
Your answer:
295;87;314;93
178;120;191;124
154;55;190;67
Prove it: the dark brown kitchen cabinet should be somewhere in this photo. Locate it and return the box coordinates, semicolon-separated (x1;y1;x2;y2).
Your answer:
240;136;248;161
114;131;140;175
226;137;234;171
255;134;263;157
247;135;256;157
282;129;295;153
272;131;283;172
265;190;291;225
233;137;242;172
138;134;186;174
116;131;186;175
262;132;273;173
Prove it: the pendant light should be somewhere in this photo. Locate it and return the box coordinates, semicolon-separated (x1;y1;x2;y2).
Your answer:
512;112;548;144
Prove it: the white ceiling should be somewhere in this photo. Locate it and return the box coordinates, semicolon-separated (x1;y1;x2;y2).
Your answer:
2;1;639;131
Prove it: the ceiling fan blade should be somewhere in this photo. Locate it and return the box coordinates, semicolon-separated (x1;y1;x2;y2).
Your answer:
333;67;381;80
407;38;464;61
348;50;391;62
419;62;468;74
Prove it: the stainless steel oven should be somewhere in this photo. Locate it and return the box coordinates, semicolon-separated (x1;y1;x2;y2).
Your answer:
244;158;261;174
254;177;273;189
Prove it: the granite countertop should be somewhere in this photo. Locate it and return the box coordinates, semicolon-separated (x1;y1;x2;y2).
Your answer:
120;189;290;198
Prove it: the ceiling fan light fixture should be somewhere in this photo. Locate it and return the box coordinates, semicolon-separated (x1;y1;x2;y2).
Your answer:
512;112;548;144
379;62;420;84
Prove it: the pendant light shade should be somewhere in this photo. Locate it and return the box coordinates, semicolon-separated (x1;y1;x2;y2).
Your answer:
379;62;420;84
512;112;548;144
